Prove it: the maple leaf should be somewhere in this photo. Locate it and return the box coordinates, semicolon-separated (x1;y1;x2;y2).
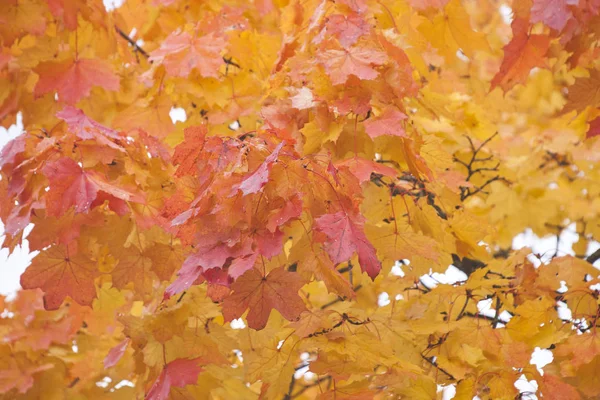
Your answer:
149;30;226;78
539;374;581;400
4;302;85;351
34;58;119;104
366;223;442;272
43;158;99;217
43;157;141;217
0;358;53;394
587;115;600;139
325;13;370;48
563;69;600;114
289;234;355;298
165;232;252;297
104;337;131;369
222;266;306;330
315;211;382;279
20;243;99;309
0;135;25;169
337;158;397;184
46;0;86;30
112;94;175;139
237;141;284;195
317;45;387;85
363;107;408;138
554;332;600;369
408;0;450;9
146;357;204;400
419;0;490;59
531;0;578;31
491;18;551;92
56;106;124;150
172;125;208;177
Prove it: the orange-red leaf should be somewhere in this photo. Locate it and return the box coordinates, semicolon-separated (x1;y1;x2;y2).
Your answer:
562;69;600;114
172;125;208;177
363;107;408;138
146;357;204;400
491;18;550;92
104;338;130;369
57;106;123;150
43;158;141;217
531;0;577;31
20;243;99;309
34;58;119;104
337;158;398;184
325;13;369;47
315;212;382;279
237;141;284;195
318;45;387;85
587;115;600;139
222;266;306;330
149;30;225;78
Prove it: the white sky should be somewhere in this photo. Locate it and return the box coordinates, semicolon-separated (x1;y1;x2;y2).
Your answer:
0;114;33;299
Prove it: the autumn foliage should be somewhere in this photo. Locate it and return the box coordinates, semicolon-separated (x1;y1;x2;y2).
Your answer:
3;0;600;398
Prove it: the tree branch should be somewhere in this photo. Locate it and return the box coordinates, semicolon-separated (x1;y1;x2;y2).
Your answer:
115;26;150;59
587;248;600;265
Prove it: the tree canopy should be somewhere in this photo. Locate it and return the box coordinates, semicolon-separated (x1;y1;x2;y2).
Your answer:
2;0;600;399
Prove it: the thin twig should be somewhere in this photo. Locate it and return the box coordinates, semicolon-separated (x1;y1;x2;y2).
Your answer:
320;284;362;309
420;354;455;380
491;296;502;329
587;249;600;265
115;26;150;59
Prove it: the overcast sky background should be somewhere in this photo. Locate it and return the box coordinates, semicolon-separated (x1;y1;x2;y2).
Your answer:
0;114;36;298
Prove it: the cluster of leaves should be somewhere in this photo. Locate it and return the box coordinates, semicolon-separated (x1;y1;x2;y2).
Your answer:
2;0;600;398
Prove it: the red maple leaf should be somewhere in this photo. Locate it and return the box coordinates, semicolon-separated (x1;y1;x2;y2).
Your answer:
46;0;83;30
315;211;381;279
237;141;284;195
325;13;369;48
20;243;99;309
172;125;208;177
222;266;307;330
57;106;124;150
0;135;25;169
149;30;226;78
165;234;252;298
491;18;551;92
531;0;578;31
587;115;600;139
337;158;398;183
104;338;131;369
146;358;204;400
34;58;119;104
317;45;387;85
43;157;142;217
363;107;408;138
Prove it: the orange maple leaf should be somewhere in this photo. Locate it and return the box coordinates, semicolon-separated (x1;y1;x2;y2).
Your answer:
317;45;387;85
315;211;382;279
20;243;98;309
43;158;142;217
146;357;204;400
34;58;119;104
491;18;551;92
363;107;408;138
223;266;306;330
149;30;226;78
